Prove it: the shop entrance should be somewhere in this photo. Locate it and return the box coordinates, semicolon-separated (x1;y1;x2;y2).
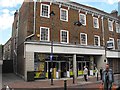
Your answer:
61;61;69;78
77;61;90;76
46;61;70;79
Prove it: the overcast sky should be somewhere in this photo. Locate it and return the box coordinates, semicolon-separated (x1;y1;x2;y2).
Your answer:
0;0;119;45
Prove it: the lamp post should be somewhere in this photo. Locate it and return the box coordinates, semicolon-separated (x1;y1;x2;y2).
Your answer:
73;21;82;84
49;11;55;85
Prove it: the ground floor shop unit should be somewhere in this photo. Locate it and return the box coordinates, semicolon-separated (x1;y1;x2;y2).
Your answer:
23;42;119;81
34;53;97;79
106;51;120;74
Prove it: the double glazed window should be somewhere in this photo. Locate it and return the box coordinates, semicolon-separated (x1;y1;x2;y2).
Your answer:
80;33;87;45
117;39;120;49
40;27;49;41
60;30;69;43
40;4;50;18
116;23;120;33
79;13;86;26
108;20;113;31
60;8;68;22
93;17;99;28
109;38;115;49
94;35;100;46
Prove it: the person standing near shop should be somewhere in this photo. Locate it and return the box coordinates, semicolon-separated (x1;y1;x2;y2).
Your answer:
100;67;103;80
102;64;114;90
95;67;99;81
83;66;88;82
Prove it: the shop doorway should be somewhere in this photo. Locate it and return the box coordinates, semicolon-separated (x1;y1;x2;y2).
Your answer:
77;61;90;76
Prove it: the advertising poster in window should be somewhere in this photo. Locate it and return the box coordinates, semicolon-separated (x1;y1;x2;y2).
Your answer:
34;53;45;79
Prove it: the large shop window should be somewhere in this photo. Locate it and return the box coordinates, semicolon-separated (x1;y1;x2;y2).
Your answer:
34;53;46;79
60;8;68;22
79;13;86;26
40;4;50;18
40;27;49;41
60;30;69;43
80;33;87;45
94;35;100;46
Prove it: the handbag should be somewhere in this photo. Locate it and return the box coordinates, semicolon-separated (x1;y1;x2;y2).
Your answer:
99;83;104;90
112;84;117;90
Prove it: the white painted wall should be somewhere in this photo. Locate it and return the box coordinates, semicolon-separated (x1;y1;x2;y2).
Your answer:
25;43;105;55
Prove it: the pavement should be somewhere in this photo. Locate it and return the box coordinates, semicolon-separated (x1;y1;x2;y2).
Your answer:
2;73;120;90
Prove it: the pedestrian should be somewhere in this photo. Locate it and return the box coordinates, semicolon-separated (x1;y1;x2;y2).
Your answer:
100;67;103;80
102;63;114;90
83;66;88;82
95;67;98;81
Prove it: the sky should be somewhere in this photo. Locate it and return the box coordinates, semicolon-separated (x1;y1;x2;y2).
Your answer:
0;0;119;45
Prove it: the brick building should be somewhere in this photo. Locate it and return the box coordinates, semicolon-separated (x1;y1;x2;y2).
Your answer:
3;38;12;60
11;0;120;81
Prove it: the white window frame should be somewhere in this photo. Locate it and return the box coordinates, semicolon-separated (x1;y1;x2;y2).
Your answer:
79;13;86;26
60;30;69;43
93;17;99;29
109;37;115;49
116;23;120;33
40;27;50;41
94;35;100;46
60;8;68;22
108;20;113;31
117;39;120;49
80;33;87;45
40;4;50;18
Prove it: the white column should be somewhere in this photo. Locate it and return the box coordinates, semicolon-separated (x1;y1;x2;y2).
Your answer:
73;54;77;78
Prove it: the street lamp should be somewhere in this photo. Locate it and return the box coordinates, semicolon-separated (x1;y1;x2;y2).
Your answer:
49;11;55;85
73;21;82;84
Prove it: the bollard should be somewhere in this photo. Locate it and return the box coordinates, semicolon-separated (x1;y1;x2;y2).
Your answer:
64;79;67;90
97;73;98;81
73;75;75;84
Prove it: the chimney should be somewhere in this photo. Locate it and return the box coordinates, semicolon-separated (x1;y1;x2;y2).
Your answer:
110;10;118;17
14;10;18;17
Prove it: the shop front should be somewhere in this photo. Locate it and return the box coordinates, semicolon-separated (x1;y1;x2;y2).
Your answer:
34;53;96;79
34;53;73;79
24;42;105;81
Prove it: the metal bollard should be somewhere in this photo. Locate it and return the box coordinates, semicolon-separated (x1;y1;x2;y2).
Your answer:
73;75;75;84
97;73;98;81
64;79;67;90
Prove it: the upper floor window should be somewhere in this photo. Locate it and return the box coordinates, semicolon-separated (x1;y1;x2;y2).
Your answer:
80;33;87;45
116;23;120;33
60;8;68;22
40;27;50;41
60;30;69;43
94;35;100;46
109;37;115;49
117;39;120;49
79;13;86;26
40;4;50;18
108;20;113;31
93;17;99;28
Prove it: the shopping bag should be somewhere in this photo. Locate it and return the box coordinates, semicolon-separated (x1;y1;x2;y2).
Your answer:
99;83;103;90
112;84;117;90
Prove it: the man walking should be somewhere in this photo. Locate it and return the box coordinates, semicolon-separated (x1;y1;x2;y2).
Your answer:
102;64;114;90
100;67;103;80
83;66;88;82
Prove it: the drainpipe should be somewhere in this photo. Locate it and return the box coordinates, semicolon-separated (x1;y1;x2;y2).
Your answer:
25;0;36;41
101;16;107;63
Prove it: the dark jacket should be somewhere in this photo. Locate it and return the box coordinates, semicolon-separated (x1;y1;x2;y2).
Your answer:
102;69;114;83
